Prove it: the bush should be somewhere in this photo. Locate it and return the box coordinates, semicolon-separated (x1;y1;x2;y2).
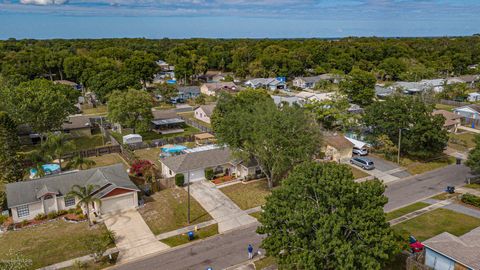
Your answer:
0;214;8;224
205;168;214;180
34;213;47;221
57;210;68;216
130;160;153;176
47;211;58;219
461;193;480;207
74;207;83;215
175;174;185;186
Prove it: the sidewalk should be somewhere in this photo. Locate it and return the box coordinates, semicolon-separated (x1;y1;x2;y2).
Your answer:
188;181;257;233
458;125;480;134
389;199;453;225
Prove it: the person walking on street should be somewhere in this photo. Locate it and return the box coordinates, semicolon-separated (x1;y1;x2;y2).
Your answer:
248;244;253;259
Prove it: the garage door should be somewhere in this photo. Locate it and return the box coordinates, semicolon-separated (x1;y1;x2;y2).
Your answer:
100;193;135;214
188;169;205;182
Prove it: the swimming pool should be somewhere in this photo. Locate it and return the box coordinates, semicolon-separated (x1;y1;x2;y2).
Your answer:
161;145;187;153
30;163;61;178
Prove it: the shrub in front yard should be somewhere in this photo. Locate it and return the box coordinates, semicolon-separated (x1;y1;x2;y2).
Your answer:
461;193;480;208
47;211;58;219
34;213;47;221
205;168;214;180
175;174;185;186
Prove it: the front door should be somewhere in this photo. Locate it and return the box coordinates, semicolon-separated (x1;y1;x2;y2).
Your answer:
43;195;56;213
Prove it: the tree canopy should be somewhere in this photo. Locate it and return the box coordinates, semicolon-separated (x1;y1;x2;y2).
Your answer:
258;162;399;270
212;89;321;188
466;135;480;175
340;68;376;106
0;79;77;141
107;89;153;134
363;95;448;158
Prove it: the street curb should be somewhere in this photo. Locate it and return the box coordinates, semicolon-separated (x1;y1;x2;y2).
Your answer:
108;223;261;269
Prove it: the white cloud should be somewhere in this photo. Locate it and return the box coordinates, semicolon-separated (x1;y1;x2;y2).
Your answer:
20;0;67;5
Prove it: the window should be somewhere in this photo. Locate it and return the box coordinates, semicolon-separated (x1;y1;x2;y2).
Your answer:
64;196;76;207
17;205;29;218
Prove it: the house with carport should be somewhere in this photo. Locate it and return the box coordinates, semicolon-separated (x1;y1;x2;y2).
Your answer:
6;164;139;223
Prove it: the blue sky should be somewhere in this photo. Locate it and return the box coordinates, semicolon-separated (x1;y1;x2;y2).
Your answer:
0;0;479;39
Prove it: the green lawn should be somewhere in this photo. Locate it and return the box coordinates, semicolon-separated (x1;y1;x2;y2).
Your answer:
69;134;105;151
349;165;370;179
386;202;430;221
160;224;218;247
134;147;162;166
402;156;455;175
0;220;111;269
435;103;456;111
220;180;271;210
430;192;459;200
88;153;128;169
81;105;107;115
254;256;277;270
465;183;480;190
111;125;200;143
392;208;480;241
178;112;212;128
138;188;213;235
249;211;262;220
449;132;477;152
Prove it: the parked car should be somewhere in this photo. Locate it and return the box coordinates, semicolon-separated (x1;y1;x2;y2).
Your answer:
352;147;368;156
350;157;375;170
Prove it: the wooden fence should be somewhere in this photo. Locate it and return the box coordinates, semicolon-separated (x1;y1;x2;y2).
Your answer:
424;97;469;107
180;116;213;133
63;145;121;159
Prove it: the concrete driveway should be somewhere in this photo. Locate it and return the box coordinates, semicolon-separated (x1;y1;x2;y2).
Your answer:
103;209;169;263
189;181;257;233
349;154;411;183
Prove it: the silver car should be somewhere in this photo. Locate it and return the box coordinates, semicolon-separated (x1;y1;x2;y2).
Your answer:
350;157;375;170
352;147;368;156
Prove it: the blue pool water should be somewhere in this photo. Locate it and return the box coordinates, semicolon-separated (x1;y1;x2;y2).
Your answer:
30;163;61;177
161;145;187;153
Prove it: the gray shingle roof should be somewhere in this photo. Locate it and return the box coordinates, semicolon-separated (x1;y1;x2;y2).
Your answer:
160;147;232;173
152;109;178;120
62;115;91;130
423;227;480;269
6;164;138;208
198;104;216;118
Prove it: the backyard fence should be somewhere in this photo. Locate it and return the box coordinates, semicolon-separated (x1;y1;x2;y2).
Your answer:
123;135;196;151
180;116;213;133
424;97;469;107
63;145;121;159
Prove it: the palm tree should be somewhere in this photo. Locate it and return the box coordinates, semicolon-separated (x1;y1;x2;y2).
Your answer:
68;184;101;226
66;155;96;170
42;132;76;169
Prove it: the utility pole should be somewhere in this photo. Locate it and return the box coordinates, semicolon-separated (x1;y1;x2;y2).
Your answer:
187;171;191;224
397;128;402;164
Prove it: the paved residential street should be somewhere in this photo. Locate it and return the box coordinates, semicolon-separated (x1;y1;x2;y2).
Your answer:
113;224;264;270
384;164;471;211
112;164;472;269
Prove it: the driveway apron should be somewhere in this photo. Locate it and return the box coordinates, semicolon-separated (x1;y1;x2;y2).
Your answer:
103;209;169;263
188;181;257;233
